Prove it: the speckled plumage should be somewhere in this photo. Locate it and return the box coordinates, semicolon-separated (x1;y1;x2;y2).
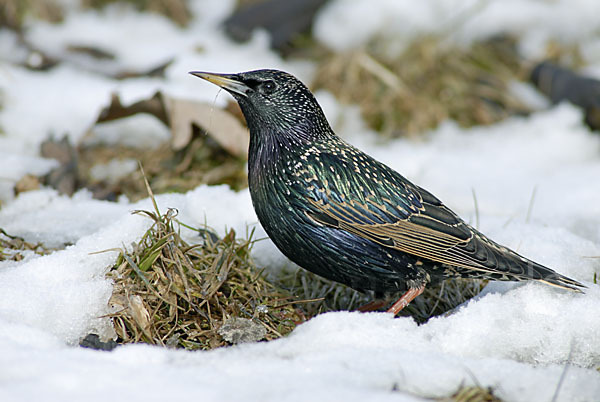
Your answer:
191;69;584;312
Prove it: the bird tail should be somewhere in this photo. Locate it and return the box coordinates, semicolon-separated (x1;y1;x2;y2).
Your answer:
470;230;587;292
511;253;586;292
536;270;585;292
452;232;586;293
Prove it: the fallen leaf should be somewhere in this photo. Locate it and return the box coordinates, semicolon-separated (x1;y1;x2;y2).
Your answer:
14;174;40;195
92;91;249;158
40;136;78;196
164;96;249;157
96;92;168;126
128;295;153;339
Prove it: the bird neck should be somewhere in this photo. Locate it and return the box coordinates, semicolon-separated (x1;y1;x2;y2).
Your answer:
246;124;311;195
241;99;335;191
247;127;289;178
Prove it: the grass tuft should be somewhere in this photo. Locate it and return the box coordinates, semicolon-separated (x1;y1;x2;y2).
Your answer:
82;0;191;26
439;385;502;402
0;0;192;31
277;267;484;324
77;129;247;201
107;197;304;349
0;0;64;31
313;36;528;138
0;228;56;261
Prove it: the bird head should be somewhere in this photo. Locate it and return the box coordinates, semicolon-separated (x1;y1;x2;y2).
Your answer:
190;69;331;143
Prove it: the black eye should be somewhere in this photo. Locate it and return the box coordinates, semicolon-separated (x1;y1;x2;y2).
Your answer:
259;80;276;95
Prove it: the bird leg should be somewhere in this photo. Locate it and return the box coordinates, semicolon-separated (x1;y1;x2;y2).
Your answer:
357;299;389;312
386;286;425;315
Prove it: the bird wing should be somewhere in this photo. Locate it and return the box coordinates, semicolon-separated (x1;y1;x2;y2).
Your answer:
295;146;582;291
306;185;500;274
301;149;534;277
307;179;585;292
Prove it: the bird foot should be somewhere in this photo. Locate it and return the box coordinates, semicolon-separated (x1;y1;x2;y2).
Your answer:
386;286;425;315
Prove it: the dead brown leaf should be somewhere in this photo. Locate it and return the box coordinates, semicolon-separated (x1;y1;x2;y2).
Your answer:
40;136;78;196
96;92;168;126
14;174;40;195
164;96;249;157
95;91;249;158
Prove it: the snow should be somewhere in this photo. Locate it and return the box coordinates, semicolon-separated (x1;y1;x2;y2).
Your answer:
1;1;600;401
89;158;138;183
86;115;171;149
315;0;600;63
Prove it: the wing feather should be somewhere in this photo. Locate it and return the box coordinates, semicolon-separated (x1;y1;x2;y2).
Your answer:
307;195;510;276
297;147;583;290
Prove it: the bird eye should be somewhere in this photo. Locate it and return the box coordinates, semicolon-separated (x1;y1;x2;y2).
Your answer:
259;80;276;95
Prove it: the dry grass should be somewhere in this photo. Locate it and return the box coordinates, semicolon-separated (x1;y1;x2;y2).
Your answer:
438;385;502;402
0;0;192;31
82;0;191;26
106;182;304;349
0;0;64;30
78;131;248;202
278;267;484;324
0;228;56;261
313;36;529;138
408;278;485;323
277;268;372;316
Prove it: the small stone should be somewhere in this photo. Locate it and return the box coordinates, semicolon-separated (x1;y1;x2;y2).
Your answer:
80;334;118;351
217;317;266;344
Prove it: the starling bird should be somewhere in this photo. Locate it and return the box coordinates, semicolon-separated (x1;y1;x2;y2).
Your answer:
190;69;584;314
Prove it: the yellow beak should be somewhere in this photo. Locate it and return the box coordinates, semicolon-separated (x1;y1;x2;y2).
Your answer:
189;71;250;97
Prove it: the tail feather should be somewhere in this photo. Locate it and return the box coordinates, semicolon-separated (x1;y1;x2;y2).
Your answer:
491;244;585;292
451;231;586;292
535;272;585;292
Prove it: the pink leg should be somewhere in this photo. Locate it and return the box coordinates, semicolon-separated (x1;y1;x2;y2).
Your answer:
386;286;425;315
357;299;389;312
